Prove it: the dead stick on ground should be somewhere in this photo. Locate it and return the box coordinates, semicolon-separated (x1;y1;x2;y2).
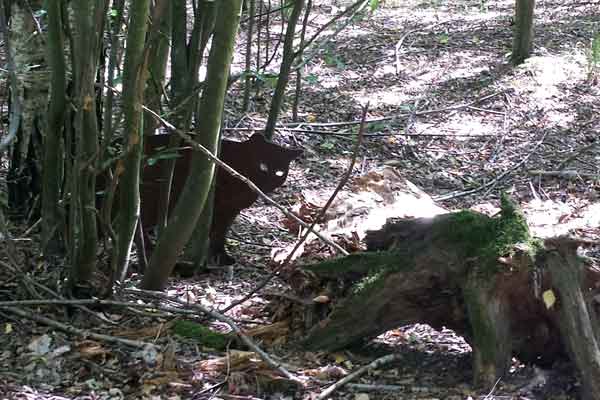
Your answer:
143;106;348;258
316;353;403;400
221;103;369;314
434;130;549;202
0;298;203;317
2;306;151;348
128;289;298;381
280;90;509;128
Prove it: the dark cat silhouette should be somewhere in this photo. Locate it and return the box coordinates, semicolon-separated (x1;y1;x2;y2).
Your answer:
140;133;302;265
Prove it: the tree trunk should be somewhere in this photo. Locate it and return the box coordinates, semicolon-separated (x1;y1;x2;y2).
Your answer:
264;0;305;139
142;0;243;291
115;0;152;282
5;0;47;220
69;1;107;287
41;0;67;255
512;0;535;65
143;0;171;138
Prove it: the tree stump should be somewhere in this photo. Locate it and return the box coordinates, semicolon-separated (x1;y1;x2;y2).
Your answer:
283;196;600;391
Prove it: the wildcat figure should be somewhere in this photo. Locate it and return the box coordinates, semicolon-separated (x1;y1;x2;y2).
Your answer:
140;133;303;265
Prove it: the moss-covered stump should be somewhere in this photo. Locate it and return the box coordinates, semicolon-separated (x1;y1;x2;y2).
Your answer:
287;196;600;389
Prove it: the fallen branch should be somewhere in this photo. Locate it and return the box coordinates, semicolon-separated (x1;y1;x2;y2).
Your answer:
2;306;151;348
280;90;509;128
433;130;548;201
316;353;403;400
528;170;598;179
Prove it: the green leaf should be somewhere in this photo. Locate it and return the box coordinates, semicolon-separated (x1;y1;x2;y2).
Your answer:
320;140;336;151
438;33;449;44
305;73;319;84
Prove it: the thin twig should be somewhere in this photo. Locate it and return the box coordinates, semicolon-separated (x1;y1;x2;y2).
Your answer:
279;90;509;129
395;21;447;75
433;130;549;202
2;306;151;348
0;298;189;314
558;139;599;169
143;106;349;257
528;170;598;179
314;380;406;392
220;103;369;314
316;353;403;400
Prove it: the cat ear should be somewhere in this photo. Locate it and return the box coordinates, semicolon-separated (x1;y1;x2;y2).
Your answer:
249;134;267;143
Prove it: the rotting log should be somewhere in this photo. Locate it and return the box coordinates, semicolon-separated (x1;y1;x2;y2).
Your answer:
282;196;600;389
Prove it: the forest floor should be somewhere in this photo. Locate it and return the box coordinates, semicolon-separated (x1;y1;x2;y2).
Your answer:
2;0;600;399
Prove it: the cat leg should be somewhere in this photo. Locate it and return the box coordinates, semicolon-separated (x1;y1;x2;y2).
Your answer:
209;211;237;266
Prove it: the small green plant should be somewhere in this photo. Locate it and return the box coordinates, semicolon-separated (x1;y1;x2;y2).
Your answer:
322;45;346;69
305;73;319;84
319;139;337;151
587;32;600;81
255;72;279;89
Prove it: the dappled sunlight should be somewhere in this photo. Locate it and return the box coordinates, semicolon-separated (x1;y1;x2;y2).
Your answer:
515;54;587;98
417;115;498;138
355;85;412;107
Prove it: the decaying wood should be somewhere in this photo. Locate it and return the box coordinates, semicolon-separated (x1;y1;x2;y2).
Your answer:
280;196;600;390
544;237;600;400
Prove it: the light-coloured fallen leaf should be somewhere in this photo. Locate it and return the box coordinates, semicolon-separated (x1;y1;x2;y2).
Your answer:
312;295;330;304
543;289;556;309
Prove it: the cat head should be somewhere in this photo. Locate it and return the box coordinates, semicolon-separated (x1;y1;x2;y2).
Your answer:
246;134;303;189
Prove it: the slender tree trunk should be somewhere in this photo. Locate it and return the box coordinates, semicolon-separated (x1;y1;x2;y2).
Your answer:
512;0;535;65
242;0;255;112
42;0;67;255
6;0;47;219
70;1;107;286
100;0;125;158
155;0;214;235
154;1;190;234
292;0;311;121
144;0;171;138
142;0;243;291
98;0;124;272
116;0;152;281
264;0;305;139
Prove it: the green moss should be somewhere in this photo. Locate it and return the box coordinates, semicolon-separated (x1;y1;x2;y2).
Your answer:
443;194;539;276
305;251;411;278
352;269;386;295
172;320;229;350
